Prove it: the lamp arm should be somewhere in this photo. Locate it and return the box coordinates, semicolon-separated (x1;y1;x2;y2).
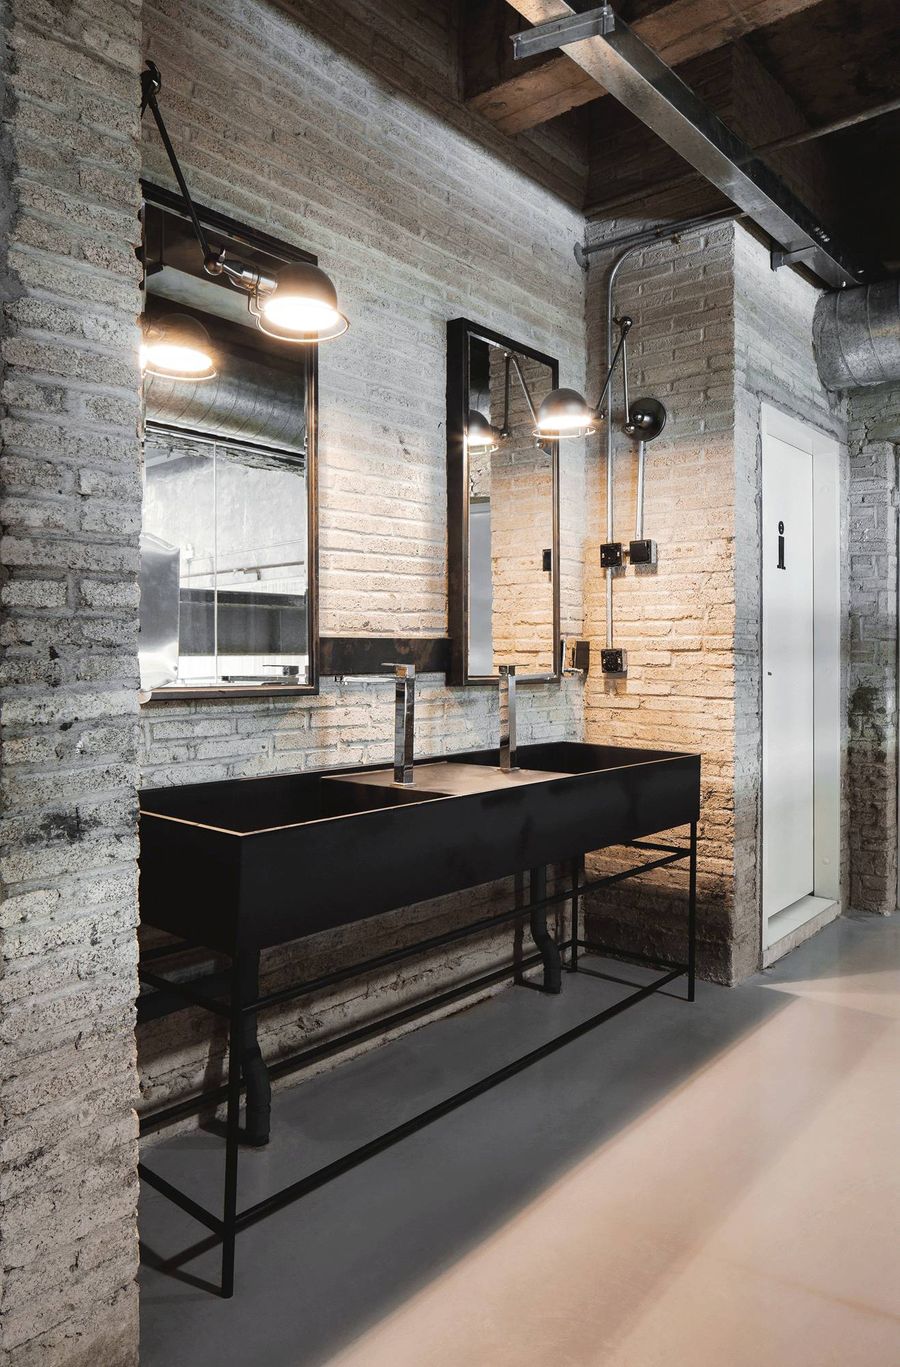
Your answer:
506;352;539;426
140;61;223;278
500;352;512;436
592;315;633;419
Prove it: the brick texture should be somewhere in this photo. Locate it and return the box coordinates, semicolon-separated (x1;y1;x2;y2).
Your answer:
0;0;882;1357
0;1;143;1363
847;382;900;914
580;222;848;984
581;219;739;982
136;0;588;1120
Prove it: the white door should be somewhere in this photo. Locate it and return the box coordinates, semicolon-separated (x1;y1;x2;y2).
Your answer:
762;434;815;920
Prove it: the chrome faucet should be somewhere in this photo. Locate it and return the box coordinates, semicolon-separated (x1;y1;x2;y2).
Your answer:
498;665;517;772
385;663;415;785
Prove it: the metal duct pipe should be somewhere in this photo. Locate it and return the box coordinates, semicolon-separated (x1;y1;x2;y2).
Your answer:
813;280;900;391
144;346;307;454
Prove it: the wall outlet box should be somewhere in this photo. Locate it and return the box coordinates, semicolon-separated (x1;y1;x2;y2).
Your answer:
600;542;623;568
601;647;627;676
629;538;657;566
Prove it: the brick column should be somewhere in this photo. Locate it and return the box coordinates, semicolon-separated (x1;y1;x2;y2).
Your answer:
0;2;143;1362
848;410;900;915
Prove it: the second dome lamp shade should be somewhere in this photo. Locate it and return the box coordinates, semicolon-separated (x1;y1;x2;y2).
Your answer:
140;313;216;381
466;408;500;454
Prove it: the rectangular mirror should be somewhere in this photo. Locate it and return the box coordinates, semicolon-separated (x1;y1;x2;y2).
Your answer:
139;184;318;699
447;319;560;686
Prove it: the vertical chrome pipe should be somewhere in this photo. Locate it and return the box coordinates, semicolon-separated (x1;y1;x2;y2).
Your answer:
600;215;736;648
605;252;638;647
386;663;415;784
499;665;517;771
634;439;646;541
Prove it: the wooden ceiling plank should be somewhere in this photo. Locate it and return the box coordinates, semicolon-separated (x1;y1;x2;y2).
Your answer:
467;56;598;133
470;0;825;133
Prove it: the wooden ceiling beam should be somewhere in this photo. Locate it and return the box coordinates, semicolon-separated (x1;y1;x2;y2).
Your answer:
469;0;826;134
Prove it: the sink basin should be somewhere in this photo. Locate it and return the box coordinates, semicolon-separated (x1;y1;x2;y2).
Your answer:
139;742;699;955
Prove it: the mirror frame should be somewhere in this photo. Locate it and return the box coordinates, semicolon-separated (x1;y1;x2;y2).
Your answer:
446;318;561;687
139;181;320;701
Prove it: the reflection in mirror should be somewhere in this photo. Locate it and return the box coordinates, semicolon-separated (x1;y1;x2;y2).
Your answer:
139;192;317;695
142;436;308;689
466;336;557;678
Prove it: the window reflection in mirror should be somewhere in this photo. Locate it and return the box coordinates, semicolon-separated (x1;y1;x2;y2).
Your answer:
139;192;317;696
143;435;308;689
467;337;557;677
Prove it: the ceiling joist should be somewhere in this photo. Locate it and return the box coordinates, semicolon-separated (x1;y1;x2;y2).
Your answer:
468;0;826;134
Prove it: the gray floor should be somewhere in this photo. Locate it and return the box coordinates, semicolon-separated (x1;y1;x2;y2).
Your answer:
139;915;899;1367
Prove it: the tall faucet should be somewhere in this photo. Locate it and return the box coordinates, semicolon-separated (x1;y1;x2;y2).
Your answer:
385;663;415;785
498;665;517;772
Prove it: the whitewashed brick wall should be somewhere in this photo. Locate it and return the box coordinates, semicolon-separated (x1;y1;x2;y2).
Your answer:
581;219;739;981
0;0;877;1358
0;0;588;1359
0;1;144;1363
136;0;588;1116
847;382;900;914
581;222;849;983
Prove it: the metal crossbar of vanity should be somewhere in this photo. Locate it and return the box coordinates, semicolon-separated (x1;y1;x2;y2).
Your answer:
137;665;700;1297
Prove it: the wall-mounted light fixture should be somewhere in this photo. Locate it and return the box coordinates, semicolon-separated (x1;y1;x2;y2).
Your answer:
536;315;635;439
466;351;547;455
140;313;216;380
140;62;349;353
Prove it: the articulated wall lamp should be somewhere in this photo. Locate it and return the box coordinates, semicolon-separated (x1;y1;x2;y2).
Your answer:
466;351;549;455
535;315;634;438
139;62;349;348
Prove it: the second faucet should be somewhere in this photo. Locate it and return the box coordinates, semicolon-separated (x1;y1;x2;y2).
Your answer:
499;665;517;772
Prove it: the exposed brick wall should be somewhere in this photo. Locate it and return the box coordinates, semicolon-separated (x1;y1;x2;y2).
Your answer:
580;221;848;985
581;219;738;981
847;382;900;915
0;0;878;1357
0;1;143;1363
136;0;588;1113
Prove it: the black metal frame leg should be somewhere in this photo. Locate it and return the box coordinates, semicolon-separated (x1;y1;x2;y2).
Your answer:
221;964;242;1298
568;856;582;973
688;822;697;1001
239;950;271;1147
529;866;561;993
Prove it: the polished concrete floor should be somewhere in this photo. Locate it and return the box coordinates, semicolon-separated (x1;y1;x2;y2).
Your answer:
140;914;900;1366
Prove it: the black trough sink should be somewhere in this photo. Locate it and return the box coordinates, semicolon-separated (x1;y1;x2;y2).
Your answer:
139;742;700;955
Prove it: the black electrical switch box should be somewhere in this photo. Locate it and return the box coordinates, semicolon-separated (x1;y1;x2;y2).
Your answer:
601;648;627;676
600;542;623;568
542;548;552;572
629;538;657;566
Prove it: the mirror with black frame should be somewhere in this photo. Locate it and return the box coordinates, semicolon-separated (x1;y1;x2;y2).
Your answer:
138;184;319;699
447;319;561;686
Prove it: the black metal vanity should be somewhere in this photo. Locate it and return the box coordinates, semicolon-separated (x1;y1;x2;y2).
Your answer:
138;741;700;1297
